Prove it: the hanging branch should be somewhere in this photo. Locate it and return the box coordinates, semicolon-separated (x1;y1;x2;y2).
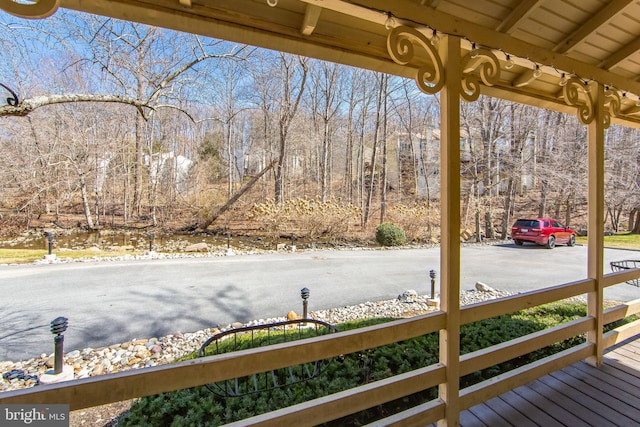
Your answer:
0;93;151;117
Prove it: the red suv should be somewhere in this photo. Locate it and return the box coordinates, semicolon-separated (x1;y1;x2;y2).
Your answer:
511;218;576;249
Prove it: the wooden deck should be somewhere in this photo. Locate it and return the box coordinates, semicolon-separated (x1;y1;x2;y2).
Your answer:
456;336;640;426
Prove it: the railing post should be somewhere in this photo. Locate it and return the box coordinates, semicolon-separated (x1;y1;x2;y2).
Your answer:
438;34;462;427
586;82;606;366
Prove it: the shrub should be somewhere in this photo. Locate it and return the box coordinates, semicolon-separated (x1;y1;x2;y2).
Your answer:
120;301;605;426
375;222;407;246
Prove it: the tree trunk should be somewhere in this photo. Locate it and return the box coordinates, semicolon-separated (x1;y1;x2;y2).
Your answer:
501;179;514;239
274;128;287;204
363;74;384;227
380;76;388;224
78;172;95;229
630;208;640;234
133;112;144;218
200;160;277;230
565;194;573;226
538;181;547;217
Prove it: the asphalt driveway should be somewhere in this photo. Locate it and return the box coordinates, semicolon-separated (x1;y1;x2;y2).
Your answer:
1;244;639;361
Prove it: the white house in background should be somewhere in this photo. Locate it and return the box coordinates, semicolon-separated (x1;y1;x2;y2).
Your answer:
144;151;193;190
95;154;112;193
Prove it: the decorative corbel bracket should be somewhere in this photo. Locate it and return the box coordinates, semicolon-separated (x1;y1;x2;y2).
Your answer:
387;26;445;95
563;77;595;125
460;47;500;102
563;77;620;128
602;87;620;129
0;0;59;19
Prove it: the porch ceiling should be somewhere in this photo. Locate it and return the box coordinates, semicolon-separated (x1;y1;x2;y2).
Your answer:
7;0;640;126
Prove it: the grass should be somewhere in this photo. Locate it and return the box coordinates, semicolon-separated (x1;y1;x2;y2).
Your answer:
0;247;144;264
576;232;640;249
1;232;637;264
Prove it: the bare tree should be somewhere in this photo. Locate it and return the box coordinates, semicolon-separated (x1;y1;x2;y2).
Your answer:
498;103;537;238
273;53;308;204
605;126;640;232
307;60;342;201
363;73;386;227
2;13;246;225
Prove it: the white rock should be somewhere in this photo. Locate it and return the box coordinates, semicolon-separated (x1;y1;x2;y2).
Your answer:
475;282;495;292
397;289;418;302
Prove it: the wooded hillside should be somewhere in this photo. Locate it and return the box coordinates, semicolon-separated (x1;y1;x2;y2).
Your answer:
1;11;639;239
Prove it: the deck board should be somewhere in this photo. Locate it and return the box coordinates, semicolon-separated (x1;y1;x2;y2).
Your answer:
460;335;640;426
496;390;564;427
466;402;511;427
481;395;537;427
563;364;640;408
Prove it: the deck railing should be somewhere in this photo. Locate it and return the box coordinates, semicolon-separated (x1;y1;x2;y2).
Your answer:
1;268;639;426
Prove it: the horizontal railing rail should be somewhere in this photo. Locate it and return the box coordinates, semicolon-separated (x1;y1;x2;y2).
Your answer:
459;316;594;376
0;311;446;410
603;297;640;324
460;278;594;325
1;268;639;426
602;267;640;288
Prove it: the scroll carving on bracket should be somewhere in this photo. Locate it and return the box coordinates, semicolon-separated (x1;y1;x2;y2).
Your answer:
460;47;500;102
563;77;619;128
386;26;445;95
0;0;59;19
563;77;595;125
602;87;620;129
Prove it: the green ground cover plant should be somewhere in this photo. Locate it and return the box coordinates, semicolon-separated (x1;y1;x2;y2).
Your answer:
119;301;635;426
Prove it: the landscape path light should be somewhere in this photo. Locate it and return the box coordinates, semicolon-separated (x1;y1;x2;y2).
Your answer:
40;316;73;384
50;316;68;375
429;269;437;300
301;287;310;321
44;230;54;255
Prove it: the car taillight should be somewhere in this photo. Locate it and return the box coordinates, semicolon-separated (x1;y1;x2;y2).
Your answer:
532;228;541;231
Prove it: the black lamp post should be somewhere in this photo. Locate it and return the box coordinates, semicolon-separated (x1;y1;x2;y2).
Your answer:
44;230;54;255
429;269;437;299
50;317;68;375
148;232;154;252
301;287;310;320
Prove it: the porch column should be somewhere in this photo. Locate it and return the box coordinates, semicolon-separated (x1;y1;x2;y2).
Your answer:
587;82;606;366
438;34;462;427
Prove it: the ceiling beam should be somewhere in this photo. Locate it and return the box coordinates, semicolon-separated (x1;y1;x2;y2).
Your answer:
512;69;537;88
300;4;322;35
300;0;387;27
553;0;633;54
495;0;543;34
420;0;443;7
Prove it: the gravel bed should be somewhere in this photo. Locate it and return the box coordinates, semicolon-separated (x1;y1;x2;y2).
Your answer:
1;289;514;393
